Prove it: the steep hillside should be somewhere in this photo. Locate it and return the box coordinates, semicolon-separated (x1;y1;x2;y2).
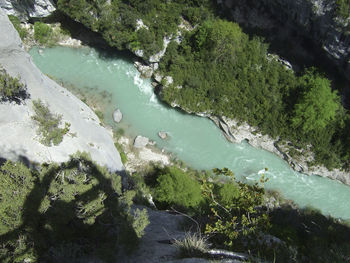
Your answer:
0;8;123;172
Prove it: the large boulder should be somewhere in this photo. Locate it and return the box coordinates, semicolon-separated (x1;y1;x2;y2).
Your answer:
134;135;149;148
0;8;123;172
0;0;55;19
158;131;168;139
113;108;123;123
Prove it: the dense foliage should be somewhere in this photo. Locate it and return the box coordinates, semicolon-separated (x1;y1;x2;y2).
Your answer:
0;68;29;103
56;0;350;170
57;0;214;59
154;166;203;209
139;165;350;262
336;0;350;19
34;22;53;45
0;153;148;262
31;99;70;146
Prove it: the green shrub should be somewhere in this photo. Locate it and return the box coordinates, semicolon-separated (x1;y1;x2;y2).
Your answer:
34;22;53;45
154;166;203;209
94;109;104;122
336;0;350;19
8;15;28;40
202;168;270;249
31;99;70;146
0;68;28;103
114;142;128;164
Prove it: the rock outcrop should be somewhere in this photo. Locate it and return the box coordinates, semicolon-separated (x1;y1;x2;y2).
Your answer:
218;0;350;83
0;0;55;18
0;8;123;172
133;135;150;148
158;131;168;140
112;108;123;123
210;115;350;186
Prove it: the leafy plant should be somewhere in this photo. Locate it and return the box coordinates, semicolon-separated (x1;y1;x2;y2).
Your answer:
201;168;270;249
31;99;70;146
114;142;128;165
8;15;28;40
34;22;53;45
154;166;203;209
0;68;29;103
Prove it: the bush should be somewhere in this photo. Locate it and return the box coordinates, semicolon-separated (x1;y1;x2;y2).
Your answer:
0;68;29;103
8;15;28;40
114;142;128;164
34;22;53;45
154;166;203;209
202;168;270;249
31;99;70;146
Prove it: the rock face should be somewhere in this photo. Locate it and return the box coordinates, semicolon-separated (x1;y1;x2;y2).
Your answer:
0;9;123;172
158;131;168;139
0;0;55;18
112;108;123;123
218;0;350;82
210;115;350;186
133;135;149;148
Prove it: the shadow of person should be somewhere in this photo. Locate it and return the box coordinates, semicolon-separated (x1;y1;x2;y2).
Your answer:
0;154;138;263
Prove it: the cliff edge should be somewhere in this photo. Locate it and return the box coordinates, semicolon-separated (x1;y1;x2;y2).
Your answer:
0;8;123;172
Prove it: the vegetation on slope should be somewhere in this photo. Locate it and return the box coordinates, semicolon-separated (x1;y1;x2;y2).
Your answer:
8;15;28;40
31;99;70;146
0;153;149;262
56;0;350;171
134;165;350;262
0;68;29;104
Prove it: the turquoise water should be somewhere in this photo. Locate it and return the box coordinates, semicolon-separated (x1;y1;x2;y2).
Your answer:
29;46;350;220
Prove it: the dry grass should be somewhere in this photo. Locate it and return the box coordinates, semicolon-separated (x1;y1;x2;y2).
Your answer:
174;232;209;258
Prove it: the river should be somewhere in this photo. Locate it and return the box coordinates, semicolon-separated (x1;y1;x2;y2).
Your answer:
29;46;350;220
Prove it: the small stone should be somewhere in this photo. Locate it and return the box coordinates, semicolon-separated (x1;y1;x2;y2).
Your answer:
158;131;168;139
134;135;149;148
112;109;122;123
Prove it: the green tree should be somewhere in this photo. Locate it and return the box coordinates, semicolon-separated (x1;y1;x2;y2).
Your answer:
154;166;203;208
201;168;270;249
0;68;28;103
291;71;340;134
34;22;53;45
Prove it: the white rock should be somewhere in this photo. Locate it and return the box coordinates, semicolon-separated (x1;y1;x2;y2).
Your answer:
133;135;149;148
0;10;123;172
158;131;168;139
134;61;153;78
136;19;149;31
0;0;56;18
154;73;163;83
112;109;123;123
134;49;144;58
164;76;173;86
149;36;171;63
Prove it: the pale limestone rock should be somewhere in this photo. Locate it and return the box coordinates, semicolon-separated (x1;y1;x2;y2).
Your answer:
158;131;168;139
0;9;123;172
133;135;149;148
112;109;123;123
0;0;55;18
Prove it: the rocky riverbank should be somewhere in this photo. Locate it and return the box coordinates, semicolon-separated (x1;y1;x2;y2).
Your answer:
134;60;350;186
